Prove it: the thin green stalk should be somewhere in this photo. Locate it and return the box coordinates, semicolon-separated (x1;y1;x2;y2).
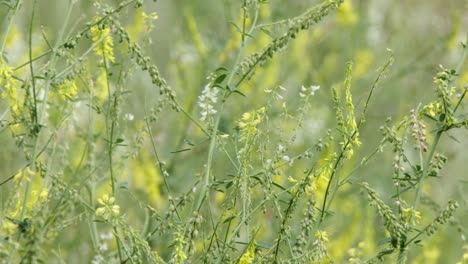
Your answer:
413;130;442;209
193;100;226;213
192;0;259;214
114;226;124;263
12;0;138;72
104;56;116;195
413;33;467;209
28;0;38;129
319;53;394;224
20;0;74;220
0;0;21;54
88;184;99;250
102;51;125;263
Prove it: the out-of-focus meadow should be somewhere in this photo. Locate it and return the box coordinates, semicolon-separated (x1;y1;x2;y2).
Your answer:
0;0;467;263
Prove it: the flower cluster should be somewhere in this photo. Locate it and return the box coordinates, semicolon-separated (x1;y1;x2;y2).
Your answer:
0;58;21;114
171;228;188;264
52;79;78;102
91;19;115;63
312;229;330;260
264;85;286;101
401;207;421;225
299;85;320;98
409;109;428;152
198;84;218;122
91;232;114;264
95;194;120;221
336;1;358;26
239;241;256;264
238;107;265;143
314;230;329;242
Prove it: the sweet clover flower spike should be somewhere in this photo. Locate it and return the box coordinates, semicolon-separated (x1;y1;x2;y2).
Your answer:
239;241;256;264
172;229;188;264
0;58;21;114
91;19;115;63
238;107;266;143
198;84;218;121
53;80;78;101
95;194;120;220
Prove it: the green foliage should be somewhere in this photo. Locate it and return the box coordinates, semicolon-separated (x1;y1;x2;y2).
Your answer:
0;0;467;263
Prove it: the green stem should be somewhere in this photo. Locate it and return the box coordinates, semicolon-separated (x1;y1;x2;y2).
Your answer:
413;130;442;209
0;0;21;54
20;0;74;220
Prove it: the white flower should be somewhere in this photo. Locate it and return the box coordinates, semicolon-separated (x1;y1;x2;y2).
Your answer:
283;155;294;166
299;85;320;97
124;113;134;121
198;84;219;121
310;85;320;95
91;254;104;264
98;243;108;252
100;232;113;240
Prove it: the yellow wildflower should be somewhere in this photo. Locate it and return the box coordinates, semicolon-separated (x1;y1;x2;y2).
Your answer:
315;230;329;242
1;220;17;237
96;194;120;220
402;207;421;225
239;241;256;264
238;107;266;143
336;1;358;26
0;58;21;114
354;50;374;78
91;20;115;63
52;79;78;101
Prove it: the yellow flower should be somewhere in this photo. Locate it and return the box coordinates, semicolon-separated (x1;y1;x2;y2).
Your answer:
423;102;442;117
238;107;266;143
58;80;78;99
315;230;329;242
336;1;358;26
39;189;49;201
91;20;115;63
402;207;421;225
239;241;256;264
1;220;17;237
172;229;188;264
0;58;22;114
96;194;120;220
354;50;374;78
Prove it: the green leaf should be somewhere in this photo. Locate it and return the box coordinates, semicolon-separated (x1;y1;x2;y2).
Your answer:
228;21;242;33
223;215;236;223
214;74;227;85
439;113;446;122
232;90;246;97
214;67;228;73
226;181;234;189
170;148;191;153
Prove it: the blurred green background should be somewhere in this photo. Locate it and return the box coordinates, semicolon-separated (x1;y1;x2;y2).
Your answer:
1;0;467;263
